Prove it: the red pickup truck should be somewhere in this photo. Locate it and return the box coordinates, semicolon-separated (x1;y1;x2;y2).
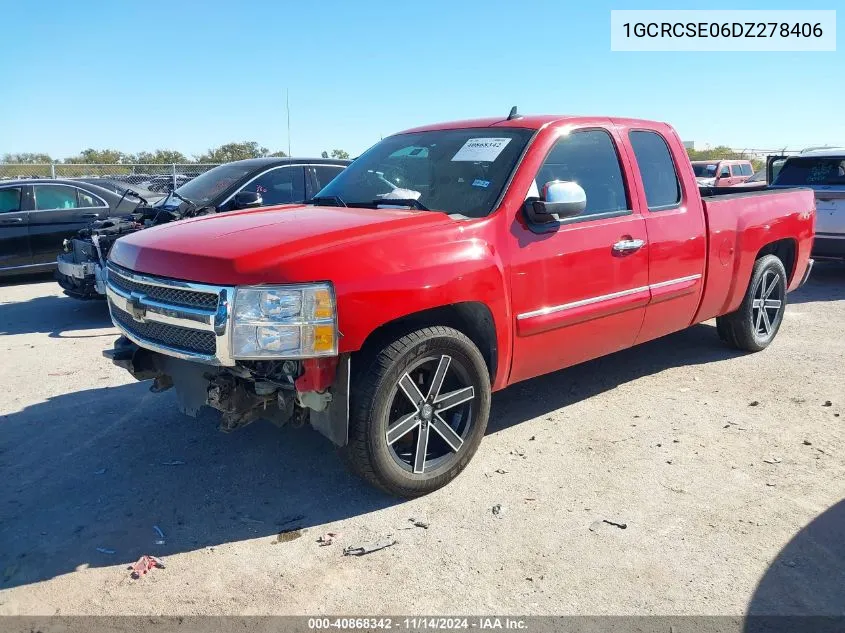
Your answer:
104;113;815;497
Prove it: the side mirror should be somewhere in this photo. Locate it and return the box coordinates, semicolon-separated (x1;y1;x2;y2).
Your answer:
523;181;586;224
233;191;263;209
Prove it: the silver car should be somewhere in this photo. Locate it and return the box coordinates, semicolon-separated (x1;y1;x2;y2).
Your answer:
771;148;845;260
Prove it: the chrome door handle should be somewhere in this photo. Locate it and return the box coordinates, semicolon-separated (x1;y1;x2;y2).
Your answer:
0;217;23;225
81;213;99;219
613;238;645;253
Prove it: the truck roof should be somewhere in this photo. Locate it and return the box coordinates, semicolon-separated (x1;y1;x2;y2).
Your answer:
397;114;670;134
797;147;845;158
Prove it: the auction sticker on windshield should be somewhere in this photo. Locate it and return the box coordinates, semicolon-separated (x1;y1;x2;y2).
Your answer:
451;138;512;162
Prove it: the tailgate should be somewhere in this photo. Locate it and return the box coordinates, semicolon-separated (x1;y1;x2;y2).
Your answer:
814;189;845;236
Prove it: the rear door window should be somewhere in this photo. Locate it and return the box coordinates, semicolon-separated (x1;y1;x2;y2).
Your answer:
730;164;742;176
741;163;753;176
313;165;345;191
0;187;22;213
78;189;106;207
628;131;682;210
34;185;78;210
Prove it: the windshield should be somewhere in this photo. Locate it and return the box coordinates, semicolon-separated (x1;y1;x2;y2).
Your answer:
774;157;845;186
167;162;254;205
315;128;534;217
692;163;718;177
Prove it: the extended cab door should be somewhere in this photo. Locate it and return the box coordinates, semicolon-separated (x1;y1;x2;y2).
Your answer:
0;184;32;270
620;126;707;345
507;124;650;384
29;184;108;264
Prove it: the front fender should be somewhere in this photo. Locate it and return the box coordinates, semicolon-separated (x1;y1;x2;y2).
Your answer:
334;237;511;390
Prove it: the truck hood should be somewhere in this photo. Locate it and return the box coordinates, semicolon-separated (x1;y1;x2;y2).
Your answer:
108;204;459;285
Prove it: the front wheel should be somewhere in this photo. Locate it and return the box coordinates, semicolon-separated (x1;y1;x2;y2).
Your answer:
717;254;788;352
343;326;491;498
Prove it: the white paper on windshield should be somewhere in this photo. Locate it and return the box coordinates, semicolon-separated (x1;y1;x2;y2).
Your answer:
451;138;512;162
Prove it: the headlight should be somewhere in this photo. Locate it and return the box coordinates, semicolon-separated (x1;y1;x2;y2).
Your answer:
231;284;337;358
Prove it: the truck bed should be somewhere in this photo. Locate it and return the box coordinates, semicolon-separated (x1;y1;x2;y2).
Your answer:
694;186;816;324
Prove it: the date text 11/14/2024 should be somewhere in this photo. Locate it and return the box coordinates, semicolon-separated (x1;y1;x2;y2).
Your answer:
307;617;528;630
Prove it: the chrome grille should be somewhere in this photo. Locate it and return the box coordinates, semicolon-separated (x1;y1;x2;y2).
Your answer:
105;263;235;365
112;306;216;355
108;264;219;310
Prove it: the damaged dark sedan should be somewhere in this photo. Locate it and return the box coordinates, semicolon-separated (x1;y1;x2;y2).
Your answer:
55;157;349;299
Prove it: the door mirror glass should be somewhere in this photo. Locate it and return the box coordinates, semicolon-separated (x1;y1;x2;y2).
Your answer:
233;191;263;209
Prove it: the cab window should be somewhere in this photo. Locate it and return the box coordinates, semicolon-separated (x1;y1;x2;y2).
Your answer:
628;130;681;210
534;129;629;218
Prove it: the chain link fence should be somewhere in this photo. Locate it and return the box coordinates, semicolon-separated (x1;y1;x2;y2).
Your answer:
0;164;221;193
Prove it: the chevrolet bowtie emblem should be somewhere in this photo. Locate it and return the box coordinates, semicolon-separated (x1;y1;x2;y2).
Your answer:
128;292;147;322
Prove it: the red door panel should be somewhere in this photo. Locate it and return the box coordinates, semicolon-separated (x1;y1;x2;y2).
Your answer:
508;213;649;384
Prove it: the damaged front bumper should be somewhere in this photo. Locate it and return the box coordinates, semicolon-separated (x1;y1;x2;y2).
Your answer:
56;252;107;299
104;336;350;445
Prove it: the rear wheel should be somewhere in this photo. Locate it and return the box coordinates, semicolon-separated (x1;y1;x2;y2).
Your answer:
343;326;491;498
716;254;787;352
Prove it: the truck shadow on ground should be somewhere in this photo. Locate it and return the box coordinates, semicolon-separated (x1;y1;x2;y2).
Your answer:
488;322;741;434
744;498;845;623
787;261;845;305
0;293;112;337
1;321;746;590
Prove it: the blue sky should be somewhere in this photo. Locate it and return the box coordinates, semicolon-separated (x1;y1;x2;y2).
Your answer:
0;0;841;159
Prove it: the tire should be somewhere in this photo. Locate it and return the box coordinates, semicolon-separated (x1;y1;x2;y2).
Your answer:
343;326;491;498
716;254;788;352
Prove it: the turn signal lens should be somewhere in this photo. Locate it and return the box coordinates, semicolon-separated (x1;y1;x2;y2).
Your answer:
311;325;335;353
312;289;334;320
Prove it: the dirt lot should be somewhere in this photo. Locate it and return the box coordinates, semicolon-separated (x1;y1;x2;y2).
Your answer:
1;266;843;616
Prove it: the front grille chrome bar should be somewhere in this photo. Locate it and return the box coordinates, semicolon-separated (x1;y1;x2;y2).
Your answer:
105;263;236;366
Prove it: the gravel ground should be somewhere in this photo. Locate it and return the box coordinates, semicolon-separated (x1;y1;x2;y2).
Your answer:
1;265;843;616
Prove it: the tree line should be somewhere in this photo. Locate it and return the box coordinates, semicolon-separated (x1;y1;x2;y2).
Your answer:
1;142;351;165
3;142;762;174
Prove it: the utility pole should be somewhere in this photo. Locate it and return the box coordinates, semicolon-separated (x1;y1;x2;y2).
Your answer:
287;90;291;157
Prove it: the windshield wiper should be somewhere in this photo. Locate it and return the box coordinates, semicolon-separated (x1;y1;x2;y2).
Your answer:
372;198;430;211
125;188;149;206
169;189;195;208
308;195;347;207
115;188;149;210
